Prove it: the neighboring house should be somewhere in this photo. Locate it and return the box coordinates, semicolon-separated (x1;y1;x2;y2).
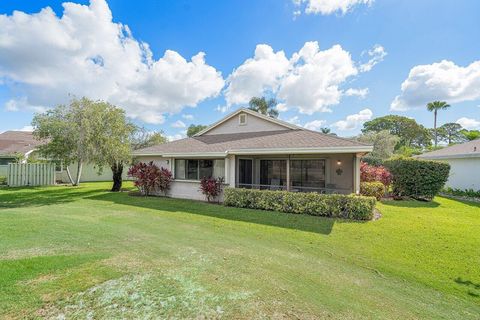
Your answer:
133;108;373;201
0;131;45;177
417;139;480;190
0;130;124;182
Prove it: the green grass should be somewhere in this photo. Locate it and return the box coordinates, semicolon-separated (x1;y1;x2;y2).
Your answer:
0;182;479;319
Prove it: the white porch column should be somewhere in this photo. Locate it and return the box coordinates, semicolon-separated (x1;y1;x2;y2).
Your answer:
354;154;361;194
228;155;236;187
286;156;290;191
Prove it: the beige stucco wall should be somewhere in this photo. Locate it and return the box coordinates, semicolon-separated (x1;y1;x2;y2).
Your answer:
56;162;130;183
204;112;288;135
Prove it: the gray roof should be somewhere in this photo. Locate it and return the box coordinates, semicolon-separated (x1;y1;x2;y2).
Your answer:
417;139;480;159
134;130;372;156
0;131;43;156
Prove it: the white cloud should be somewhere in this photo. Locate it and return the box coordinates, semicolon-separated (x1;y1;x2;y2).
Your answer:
167;133;185;141
345;88;369;98
456;117;480;130
359;45;387;72
303;119;326;131
226;41;370;115
0;0;224;123
182;114;194;120
224;44;289;106
391;60;480;111
294;0;374;16
286;116;300;125
18;125;34;132
216;105;230;113
332;108;372;131
171;120;186;128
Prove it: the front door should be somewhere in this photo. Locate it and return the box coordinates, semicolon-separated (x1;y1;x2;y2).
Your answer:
238;159;253;188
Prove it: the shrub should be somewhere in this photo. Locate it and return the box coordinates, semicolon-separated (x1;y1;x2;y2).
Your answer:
360;182;385;200
199;177;224;202
127;161;172;196
223;188;376;220
361;156;384;166
442;187;480;199
384;158;450;201
0;176;6;185
360;162;392;187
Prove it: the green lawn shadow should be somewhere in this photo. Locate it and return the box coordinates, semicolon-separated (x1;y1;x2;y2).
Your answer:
88;192;336;235
0;186;104;208
380;199;440;208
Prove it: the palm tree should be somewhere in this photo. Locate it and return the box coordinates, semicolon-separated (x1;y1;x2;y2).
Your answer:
426;101;450;147
248;97;279;118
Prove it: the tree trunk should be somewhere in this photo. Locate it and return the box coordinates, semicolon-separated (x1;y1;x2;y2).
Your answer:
434;110;438;147
111;162;123;192
74;161;83;186
65;166;74;185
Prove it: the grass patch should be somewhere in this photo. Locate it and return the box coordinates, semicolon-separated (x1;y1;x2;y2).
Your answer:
0;182;479;319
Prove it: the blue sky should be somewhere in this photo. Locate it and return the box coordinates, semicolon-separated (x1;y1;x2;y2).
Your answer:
0;0;479;139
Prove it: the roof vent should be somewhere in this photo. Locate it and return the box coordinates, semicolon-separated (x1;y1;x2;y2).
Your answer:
239;113;247;125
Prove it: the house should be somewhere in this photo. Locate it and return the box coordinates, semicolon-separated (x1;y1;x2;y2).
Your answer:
0;131;43;164
417;139;480;190
133;108;373;201
0;130;126;182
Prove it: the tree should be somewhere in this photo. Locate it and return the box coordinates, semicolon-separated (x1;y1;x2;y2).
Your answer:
437;123;464;145
460;129;480;141
248;97;279;118
187;124;208;137
426;101;451;147
362;115;431;149
33;97;136;190
87;100;136;191
131;128;167;150
357;130;399;160
320;127;331;134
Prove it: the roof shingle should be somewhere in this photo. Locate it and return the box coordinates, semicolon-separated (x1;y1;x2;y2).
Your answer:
134;130;371;155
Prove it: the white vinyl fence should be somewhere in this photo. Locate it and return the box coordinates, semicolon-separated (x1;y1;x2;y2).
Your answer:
7;163;56;187
0;165;7;177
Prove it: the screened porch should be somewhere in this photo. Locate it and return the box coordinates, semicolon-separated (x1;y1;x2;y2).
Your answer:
234;155;357;194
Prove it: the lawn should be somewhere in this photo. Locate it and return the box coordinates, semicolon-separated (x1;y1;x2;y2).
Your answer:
0;182;479;319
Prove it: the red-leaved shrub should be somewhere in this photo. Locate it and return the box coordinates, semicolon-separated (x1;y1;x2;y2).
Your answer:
360;162;392;187
128;161;172;196
199;177;224;202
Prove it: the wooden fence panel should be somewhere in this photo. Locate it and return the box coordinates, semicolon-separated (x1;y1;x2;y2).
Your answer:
7;163;56;187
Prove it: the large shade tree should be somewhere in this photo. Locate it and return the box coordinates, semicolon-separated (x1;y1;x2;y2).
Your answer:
33;97;136;191
460;129;480;141
248;97;279;118
437;123;465;145
426;101;451;147
187;124;208;137
357;130;400;160
131;128;168;150
362;115;432;149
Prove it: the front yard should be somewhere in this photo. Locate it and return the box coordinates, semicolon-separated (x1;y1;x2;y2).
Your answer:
0;182;479;319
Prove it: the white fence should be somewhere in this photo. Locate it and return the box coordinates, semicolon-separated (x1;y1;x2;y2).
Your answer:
0;165;7;177
7;163;56;187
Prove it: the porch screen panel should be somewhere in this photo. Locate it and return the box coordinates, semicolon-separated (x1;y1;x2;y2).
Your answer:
213;159;225;179
199;160;214;179
260;160;286;188
291;159;325;191
238;159;253;187
187;160;199;180
175;159;186;179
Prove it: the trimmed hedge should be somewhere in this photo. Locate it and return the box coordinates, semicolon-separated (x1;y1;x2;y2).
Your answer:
360;181;385;200
223;188;376;220
384;158;450;201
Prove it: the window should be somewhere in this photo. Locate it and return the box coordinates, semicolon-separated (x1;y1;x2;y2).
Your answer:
239;113;247;125
174;159;225;180
290;159;325;191
260;160;286;188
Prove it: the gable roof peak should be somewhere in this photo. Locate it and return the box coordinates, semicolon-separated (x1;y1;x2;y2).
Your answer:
194;107;303;136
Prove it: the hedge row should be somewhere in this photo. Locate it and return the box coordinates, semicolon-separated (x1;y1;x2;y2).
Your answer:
360;181;385;200
223;188;376;220
384;158;450;201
